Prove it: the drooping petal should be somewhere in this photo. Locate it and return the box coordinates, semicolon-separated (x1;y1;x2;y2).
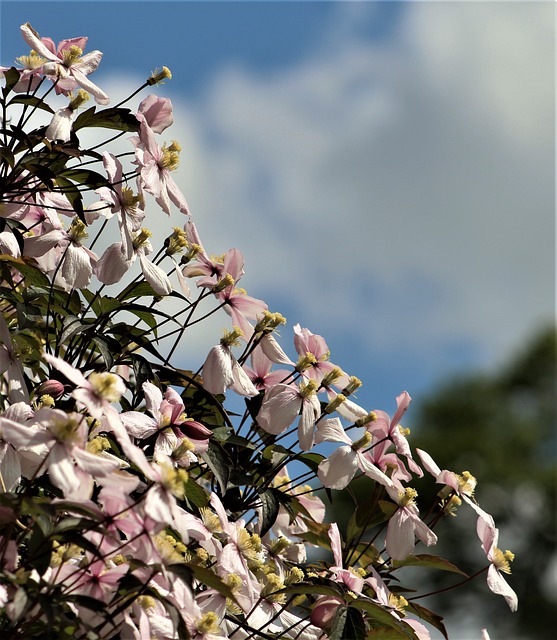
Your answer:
385;507;415;561
487;564;518;612
317;446;357;490
139;254;172;296
257;384;300;434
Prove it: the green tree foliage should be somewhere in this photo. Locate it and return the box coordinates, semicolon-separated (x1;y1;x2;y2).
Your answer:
412;326;556;639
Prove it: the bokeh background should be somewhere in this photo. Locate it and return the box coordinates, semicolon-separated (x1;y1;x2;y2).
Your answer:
1;1;555;638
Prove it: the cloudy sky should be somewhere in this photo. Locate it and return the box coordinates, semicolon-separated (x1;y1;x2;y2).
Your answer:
1;0;554;415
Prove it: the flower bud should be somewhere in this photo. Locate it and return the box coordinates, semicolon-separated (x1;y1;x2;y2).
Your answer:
310;596;343;629
35;379;65;399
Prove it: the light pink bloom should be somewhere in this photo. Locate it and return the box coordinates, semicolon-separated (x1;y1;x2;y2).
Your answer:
57;558;128;602
202;343;258;397
477;518;518;612
316;418;395;490
137;95;173;134
132;120;189;215
257;381;320;450
95;234;172;296
0;407;119;497
0;316;29;403
24;225;98;290
293;323;349;386
244;345;292;392
384;484;437;561
371;391;423;477
328;522;364;593
43;353;125;420
45;105;75;142
416;448;494;526
96;153;145;259
121;382;212;457
20;23;109;103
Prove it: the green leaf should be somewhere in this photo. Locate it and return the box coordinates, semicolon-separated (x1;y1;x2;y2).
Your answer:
344;606;366;639
329;605;348;640
391;554;468;577
58;167;111;189
2;67;21;96
201;441;232;494
406;602;448;639
297;451;326;473
351;598;419;639
73;106;140;132
184;477;209;508
0;255;51;288
91;335;115;369
259;487;281;537
0;144;16;167
185;563;238;602
283;581;344;599
118;280;159;301
7;94;54;113
55;175;85;220
347;499;398;543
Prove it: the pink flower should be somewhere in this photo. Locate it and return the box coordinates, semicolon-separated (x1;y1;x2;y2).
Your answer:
202;342;258;397
20;23;109;104
384;485;437;561
96;152;145;259
57;558;128;602
0;316;29;404
0;407;119;497
371;391;423;477
121;382;212;458
477;518;518;611
244;345;292;392
137;95;174;134
293;323;348;386
24;221;98;290
132;121;189;215
257;380;320;451
315;418;395;490
43;353;125;420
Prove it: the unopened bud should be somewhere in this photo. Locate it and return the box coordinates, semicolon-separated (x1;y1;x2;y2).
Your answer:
36;379;65;399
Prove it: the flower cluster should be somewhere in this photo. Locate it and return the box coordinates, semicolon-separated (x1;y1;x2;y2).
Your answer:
0;23;516;639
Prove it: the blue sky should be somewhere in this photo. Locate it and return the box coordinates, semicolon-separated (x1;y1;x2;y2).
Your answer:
1;1;554;420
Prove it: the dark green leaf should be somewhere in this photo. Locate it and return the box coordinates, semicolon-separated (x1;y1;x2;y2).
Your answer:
58;167;111;189
352;598;419;639
0;144;15;167
201;441;232;494
259;487;281;537
406;602;448;639
118;280;159;301
2;67;21;95
329;605;348;640
391;554;468;577
91;335;115;369
73;106;140;132
184;477;209;508
0;255;51;288
344;606;366;639
7;94;54;113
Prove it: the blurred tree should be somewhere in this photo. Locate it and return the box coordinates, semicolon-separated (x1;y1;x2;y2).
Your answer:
410;325;556;639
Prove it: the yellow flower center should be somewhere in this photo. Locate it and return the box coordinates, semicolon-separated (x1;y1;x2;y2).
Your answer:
62;45;83;67
492;547;515;574
88;372;123;402
159;141;181;171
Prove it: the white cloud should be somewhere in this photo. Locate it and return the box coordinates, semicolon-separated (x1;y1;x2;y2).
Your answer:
97;1;554;380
